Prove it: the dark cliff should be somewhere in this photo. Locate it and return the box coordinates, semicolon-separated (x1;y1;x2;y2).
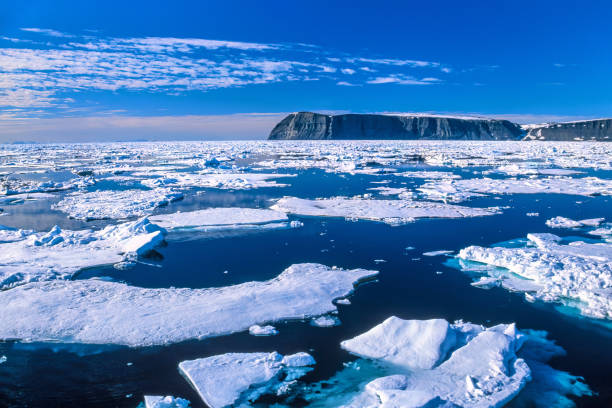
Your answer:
268;112;524;140
523;119;612;141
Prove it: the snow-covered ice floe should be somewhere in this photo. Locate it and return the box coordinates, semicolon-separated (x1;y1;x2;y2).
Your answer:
0;218;165;289
0;263;377;346
457;233;612;320
0;192;55;205
419;177;612;202
545;216;604;229
52;188;183;220
179;351;315;408
142;395;190;408
248;324;278;336
149;207;289;232
271;197;499;225
299;317;591;407
141;172;294;190
1;176;94;195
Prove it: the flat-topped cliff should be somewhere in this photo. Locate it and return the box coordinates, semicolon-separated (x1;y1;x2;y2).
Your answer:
524;119;612;141
268;112;612;141
268;112;523;140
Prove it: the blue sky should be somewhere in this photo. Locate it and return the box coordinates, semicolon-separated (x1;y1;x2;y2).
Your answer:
1;0;611;141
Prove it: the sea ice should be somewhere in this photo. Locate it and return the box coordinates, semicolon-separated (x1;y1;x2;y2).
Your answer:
420;177;612;202
249;324;278;336
311;315;341;327
143;395;191;408
53;188;183;220
422;250;454;257
0;263;377;346
141;172;294;190
149;207;289;231
458;233;612;319
271;197;498;225
301;317;591;407
545;216;604;229
0;218;165;289
178;351;315;408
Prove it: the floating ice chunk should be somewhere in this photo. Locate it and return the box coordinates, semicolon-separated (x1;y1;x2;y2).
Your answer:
0;263;377;346
422;250;454;257
311;315;341;327
53;189;183;220
178;351;315;408
341;317;458;370
249;324;278;336
545;216;604;229
271;197;498;225
149;208;288;231
493;164;581;176
143;395;191;408
290;220;304;228
0;192;55;205
0;176;94;195
0;218;165;289
420;177;612;202
0;355;6;364
302;317;591;407
394;170;460;180
142;172;294;190
367;186;413;198
458;234;612;319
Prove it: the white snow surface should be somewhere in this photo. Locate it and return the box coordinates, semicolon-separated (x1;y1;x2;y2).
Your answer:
179;351;315;408
545;216;604;229
420;177;612;202
52;188;183;220
458;233;612;319
149;207;288;230
248;324;278;336
0;218;165;289
271;197;498;225
0;263;376;346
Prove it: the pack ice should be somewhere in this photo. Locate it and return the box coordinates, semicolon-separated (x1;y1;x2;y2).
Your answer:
302;317;591;407
271;197;498;225
53;188;183;220
149;207;289;231
0;263;376;346
0;218;165;289
179;351;315;408
458;233;612;320
419;177;612;202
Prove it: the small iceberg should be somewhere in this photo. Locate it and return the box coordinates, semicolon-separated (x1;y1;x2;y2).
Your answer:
179;351;315;408
143;395;190;408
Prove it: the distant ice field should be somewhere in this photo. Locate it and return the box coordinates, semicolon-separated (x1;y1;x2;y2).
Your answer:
0;140;610;407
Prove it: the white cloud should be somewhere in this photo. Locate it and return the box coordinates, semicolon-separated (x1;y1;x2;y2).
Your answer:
366;75;441;85
20;28;73;38
0;29;457;111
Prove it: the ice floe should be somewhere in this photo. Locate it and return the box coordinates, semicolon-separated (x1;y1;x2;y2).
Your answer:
53;188;183;220
545;216;604;229
149;207;289;231
420;177;612;202
301;317;591;407
0;218;165;289
248;324;278;336
271;197;499;225
0;263;377;346
458;233;612;319
141;172;294;190
179;351;315;408
143;395;191;408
